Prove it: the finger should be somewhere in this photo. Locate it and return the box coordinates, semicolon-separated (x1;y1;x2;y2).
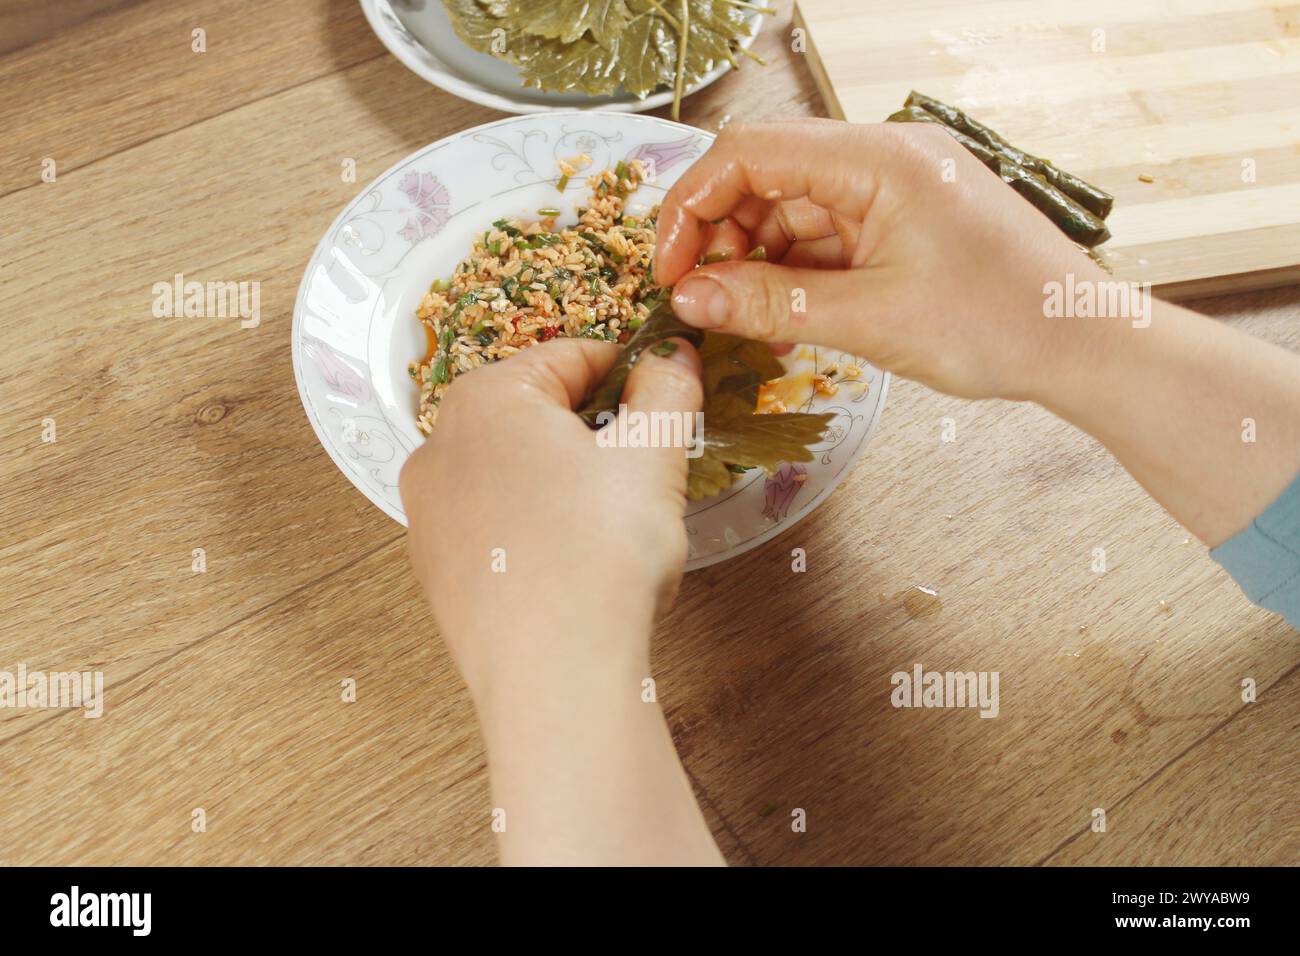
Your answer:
655;120;886;286
730;195;777;233
749;198;836;262
616;337;704;479
751;199;862;267
619;337;704;417
780;235;849;269
669;260;870;349
466;337;620;410
701;217;750;261
776;197;838;242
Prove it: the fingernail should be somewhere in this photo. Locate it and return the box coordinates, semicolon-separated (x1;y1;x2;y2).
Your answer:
656;337;701;372
672;276;729;328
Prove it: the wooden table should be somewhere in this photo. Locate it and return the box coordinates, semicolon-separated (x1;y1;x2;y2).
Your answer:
1;0;1296;866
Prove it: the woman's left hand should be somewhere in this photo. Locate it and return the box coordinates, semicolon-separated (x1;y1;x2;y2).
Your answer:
400;337;724;866
399;336;702;710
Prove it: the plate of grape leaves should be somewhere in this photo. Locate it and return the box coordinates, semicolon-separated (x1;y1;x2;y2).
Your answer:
360;0;770;117
292;110;889;569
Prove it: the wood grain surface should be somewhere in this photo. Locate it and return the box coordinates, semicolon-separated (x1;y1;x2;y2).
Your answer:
794;0;1300;298
0;0;1296;866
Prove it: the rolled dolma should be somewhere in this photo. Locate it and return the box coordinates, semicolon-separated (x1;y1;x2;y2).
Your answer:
886;105;1002;172
887;104;1111;247
904;91;1114;219
997;161;1111;247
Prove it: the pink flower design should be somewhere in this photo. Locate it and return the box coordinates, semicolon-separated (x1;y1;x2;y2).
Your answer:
304;336;371;404
627;135;702;177
398;171;451;244
762;462;807;521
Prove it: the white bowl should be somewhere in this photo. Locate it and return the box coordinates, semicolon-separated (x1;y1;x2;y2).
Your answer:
292;111;889;569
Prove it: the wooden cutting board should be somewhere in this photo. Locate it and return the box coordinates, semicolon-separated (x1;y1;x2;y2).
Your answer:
793;0;1300;298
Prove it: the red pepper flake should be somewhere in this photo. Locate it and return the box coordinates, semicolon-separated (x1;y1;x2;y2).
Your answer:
537;325;559;341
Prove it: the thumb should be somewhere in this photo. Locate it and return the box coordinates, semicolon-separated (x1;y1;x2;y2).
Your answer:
669;261;868;350
614;337;704;479
619;336;704;419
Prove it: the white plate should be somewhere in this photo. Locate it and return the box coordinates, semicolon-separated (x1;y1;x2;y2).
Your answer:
360;0;763;114
292;111;889;570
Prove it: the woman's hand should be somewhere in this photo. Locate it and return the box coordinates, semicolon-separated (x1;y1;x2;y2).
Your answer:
399;337;723;865
399;336;701;706
655;118;1110;404
656;118;1300;549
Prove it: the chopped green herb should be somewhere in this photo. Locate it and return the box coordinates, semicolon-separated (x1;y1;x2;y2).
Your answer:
449;292;475;319
537;207;562;218
578;323;614;340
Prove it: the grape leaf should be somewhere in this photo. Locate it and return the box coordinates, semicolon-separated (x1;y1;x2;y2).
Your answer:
679;5;742;82
619;12;676;98
690;0;754;40
513;31;624;95
699;333;785;380
525;0;633;49
442;0;525;55
686;452;736;501
689;409;833;499
578;303;702;426
578;298;834;501
442;0;761;99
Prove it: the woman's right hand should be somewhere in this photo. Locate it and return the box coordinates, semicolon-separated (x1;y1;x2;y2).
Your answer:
654;118;1110;404
655;119;1300;554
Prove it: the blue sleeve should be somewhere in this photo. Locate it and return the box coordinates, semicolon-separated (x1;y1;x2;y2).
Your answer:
1210;471;1300;630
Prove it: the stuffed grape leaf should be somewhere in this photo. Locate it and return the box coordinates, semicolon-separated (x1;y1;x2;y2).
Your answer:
578;299;834;501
